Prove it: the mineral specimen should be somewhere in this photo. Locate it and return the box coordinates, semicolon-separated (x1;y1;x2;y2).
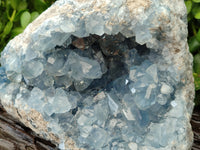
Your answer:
0;0;194;149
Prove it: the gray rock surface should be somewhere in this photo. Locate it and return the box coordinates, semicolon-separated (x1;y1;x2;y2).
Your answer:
0;0;195;149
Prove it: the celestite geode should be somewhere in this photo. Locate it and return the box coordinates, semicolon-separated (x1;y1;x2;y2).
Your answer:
0;0;195;149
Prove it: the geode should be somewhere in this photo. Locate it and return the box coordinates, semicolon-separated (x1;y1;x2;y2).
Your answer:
0;0;195;149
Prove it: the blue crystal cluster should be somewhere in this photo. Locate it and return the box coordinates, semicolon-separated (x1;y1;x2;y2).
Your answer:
0;33;179;149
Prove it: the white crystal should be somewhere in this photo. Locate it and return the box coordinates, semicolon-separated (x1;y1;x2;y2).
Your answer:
145;84;156;99
130;87;136;94
107;94;119;115
93;92;106;102
60;20;76;33
125;79;129;85
128;142;138;150
47;57;55;64
80;61;93;74
170;101;177;107
58;141;65;150
129;69;136;81
122;108;135;121
160;83;173;95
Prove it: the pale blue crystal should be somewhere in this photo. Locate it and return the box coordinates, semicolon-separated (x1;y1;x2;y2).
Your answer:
66;51;103;80
0;0;191;148
22;60;44;79
44;88;72;116
28;87;45;112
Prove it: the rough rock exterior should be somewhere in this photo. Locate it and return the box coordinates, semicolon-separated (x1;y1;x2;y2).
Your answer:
0;0;194;149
